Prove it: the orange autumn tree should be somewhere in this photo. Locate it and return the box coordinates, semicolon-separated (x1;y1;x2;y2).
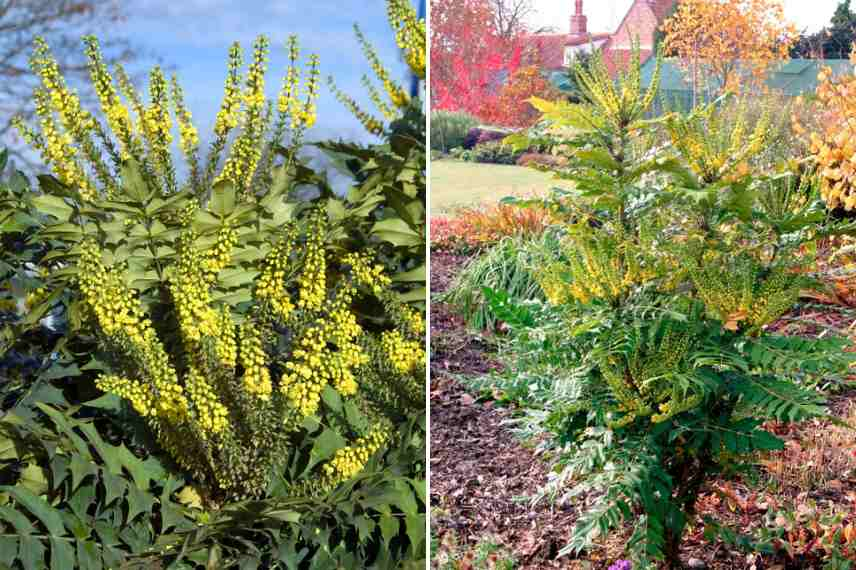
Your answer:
661;0;798;98
797;49;856;211
482;63;561;128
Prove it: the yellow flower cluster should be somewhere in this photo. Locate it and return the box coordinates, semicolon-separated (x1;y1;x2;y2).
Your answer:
343;251;392;295
170;233;221;343
144;67;174;183
280;267;371;413
26;89;96;201
203;223;239;277
239;321;272;399
363;75;396;121
298;211;327;310
380;330;424;375
280;302;368;416
272;36;321;149
386;0;426;79
96;375;152;417
256;233;296;321
83;36;138;160
689;256;801;333
664;101;769;184
170;76;199;165
219;36;269;194
277;36;301;118
355;26;410;110
329;85;384;136
29;37;117;196
401;305;425;336
214;42;244;138
600;326;699;428
185;365;229;437
321;425;390;484
78;241;189;420
215;308;238;368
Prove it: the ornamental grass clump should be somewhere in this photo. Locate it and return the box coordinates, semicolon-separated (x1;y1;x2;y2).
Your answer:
500;44;856;568
12;22;425;503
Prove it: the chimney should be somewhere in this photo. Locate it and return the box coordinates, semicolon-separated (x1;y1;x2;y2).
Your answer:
570;0;587;36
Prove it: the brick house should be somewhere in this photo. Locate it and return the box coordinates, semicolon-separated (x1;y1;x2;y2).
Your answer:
529;0;677;76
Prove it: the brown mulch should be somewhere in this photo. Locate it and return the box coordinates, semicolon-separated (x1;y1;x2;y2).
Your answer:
430;250;856;569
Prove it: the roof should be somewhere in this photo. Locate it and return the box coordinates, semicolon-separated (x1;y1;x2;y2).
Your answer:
526;33;611;70
638;58;854;98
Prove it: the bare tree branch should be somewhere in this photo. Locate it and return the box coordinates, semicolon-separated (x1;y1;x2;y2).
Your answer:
0;0;143;171
487;0;536;38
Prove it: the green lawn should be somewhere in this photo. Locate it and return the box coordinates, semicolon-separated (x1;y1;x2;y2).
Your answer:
430;159;571;216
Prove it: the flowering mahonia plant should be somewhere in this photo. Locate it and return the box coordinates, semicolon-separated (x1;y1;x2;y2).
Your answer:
12;29;426;504
495;47;855;568
73;209;424;499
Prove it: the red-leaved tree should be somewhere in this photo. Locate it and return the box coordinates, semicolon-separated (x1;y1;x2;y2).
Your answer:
430;0;523;116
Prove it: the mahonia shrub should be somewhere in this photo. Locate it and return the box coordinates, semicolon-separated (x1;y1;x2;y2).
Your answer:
498;45;855;567
12;7;426;503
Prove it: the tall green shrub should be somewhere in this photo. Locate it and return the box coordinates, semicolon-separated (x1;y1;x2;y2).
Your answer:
502;44;855;567
430;110;478;152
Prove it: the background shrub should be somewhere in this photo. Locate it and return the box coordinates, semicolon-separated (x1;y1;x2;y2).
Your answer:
431;202;557;253
430;110;478;153
471;140;522;165
516;152;568;169
439;232;561;331
462;126;510;150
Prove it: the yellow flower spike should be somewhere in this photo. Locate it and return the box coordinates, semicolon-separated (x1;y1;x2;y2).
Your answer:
185;365;230;437
169;231;221;344
215;308;238;368
354;25;409;110
297;210;327;311
386;0;426;79
145;66;176;191
219;35;270;196
380;330;424;375
319;425;391;486
96;375;153;417
83;37;141;162
29;88;97;201
214;42;244;138
239;321;272;400
77;241;190;421
170;75;201;189
255;228;297;321
328;77;385;136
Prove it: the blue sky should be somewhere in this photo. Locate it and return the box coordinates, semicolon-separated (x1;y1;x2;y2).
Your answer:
115;0;414;147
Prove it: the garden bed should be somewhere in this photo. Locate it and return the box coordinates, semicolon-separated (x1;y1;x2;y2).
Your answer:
431;252;856;570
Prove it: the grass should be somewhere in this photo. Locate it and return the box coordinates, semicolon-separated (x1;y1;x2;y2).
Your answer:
430;159;571;216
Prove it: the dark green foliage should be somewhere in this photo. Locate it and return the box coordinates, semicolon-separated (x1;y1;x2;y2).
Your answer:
317;98;426;307
479;47;856;568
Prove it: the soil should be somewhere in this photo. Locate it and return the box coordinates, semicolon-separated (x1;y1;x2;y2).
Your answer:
429;251;856;570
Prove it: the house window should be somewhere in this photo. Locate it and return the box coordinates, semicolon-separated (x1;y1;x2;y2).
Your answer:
564;47;575;67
